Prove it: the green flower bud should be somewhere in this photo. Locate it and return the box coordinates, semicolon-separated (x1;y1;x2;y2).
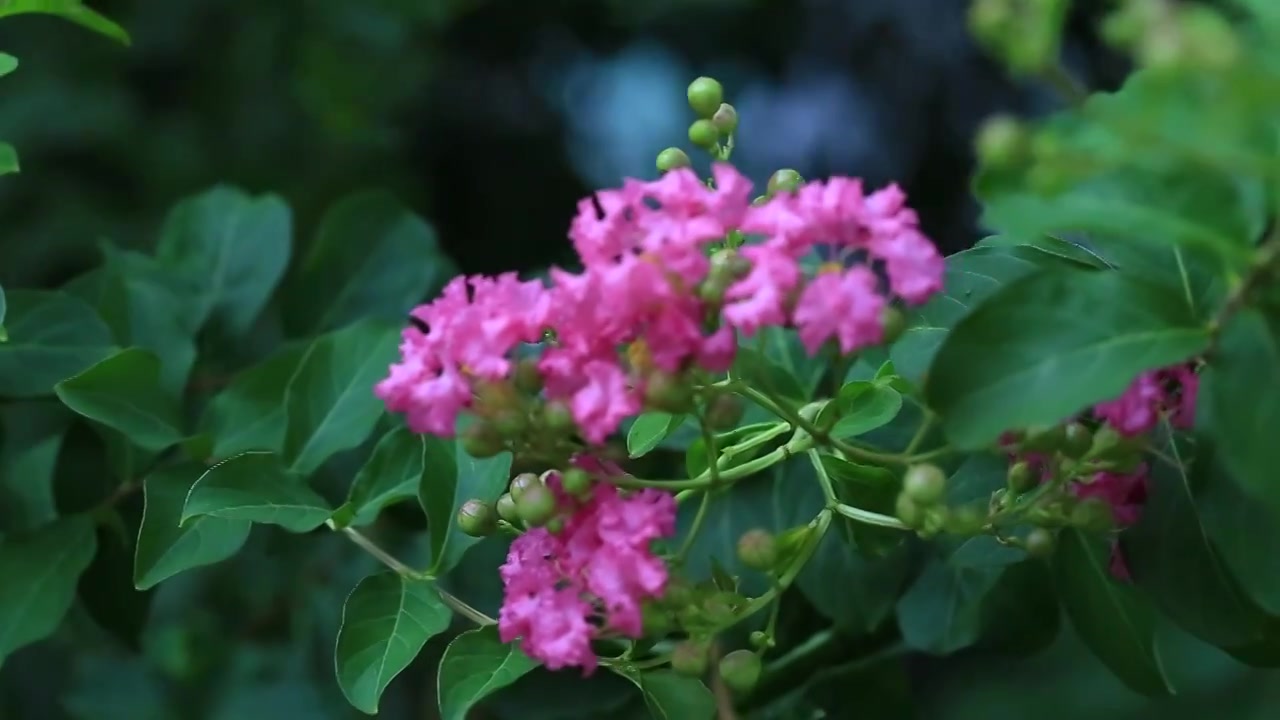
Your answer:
736;528;778;572
671;640;709;676
645;371;694;414
496;493;519;524
895;492;924;529
545;516;565;534
903;463;948;506
711;103;738;135
656;146;692;173
750;194;770;207
490;409;527;438
1070;497;1115;533
516;483;558;527
561;467;593;497
688;119;719;149
704;394;745;431
513;357;543;394
766;168;803;196
1061;422;1092;460
509;472;541;501
1025;527;1056;558
542;400;575;434
701;594;737;625
749;630;773;650
976;114;1029;169
687;76;725;118
880;306;907;345
1007;461;1035;494
967;0;1012;43
718;650;762;693
1021;424;1066;453
641;602;674;637
944;505;986;535
457;499;497;537
662;577;694;607
461;421;505;459
921;506;950;537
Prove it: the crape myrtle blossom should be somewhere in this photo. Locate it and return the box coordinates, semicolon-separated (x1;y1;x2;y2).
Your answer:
376;162;944;445
497;466;678;672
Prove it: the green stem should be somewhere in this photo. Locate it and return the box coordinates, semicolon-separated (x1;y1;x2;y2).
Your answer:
676;490;712;562
723;509;832;629
831;503;911;530
1208;233;1280;347
808;450;838;505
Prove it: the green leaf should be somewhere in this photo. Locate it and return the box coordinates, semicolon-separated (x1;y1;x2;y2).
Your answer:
182;451;331;533
0;290;116;397
926;268;1210;449
730;346;807;406
282;319;402;476
0;1;132;45
1197;458;1280;617
1053;529;1172;696
1123;435;1266;646
197;343;307;460
0;514;97;666
54;348;183;452
975;233;1113;269
831;381;902;440
134;463;251;590
335;572;452;714
896;558;1003;654
1201;309;1280;516
620;670;715;720
339;426;427;528
421;425;513;575
627;412;681;458
284;191;457;335
0;402;68;533
0;142;15;177
155;186;292;336
0;53;16;77
0;282;7;340
437;626;538;720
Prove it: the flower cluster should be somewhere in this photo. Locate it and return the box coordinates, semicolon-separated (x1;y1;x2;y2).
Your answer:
497;475;677;672
375;164;944;445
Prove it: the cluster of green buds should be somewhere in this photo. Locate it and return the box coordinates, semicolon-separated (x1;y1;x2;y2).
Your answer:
968;0;1069;75
456;357;581;466
1101;0;1240;72
455;466;598;538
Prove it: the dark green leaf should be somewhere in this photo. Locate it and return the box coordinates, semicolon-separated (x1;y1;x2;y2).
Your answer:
282;319;401;475
77;523;153;650
134;463;250;590
155;186;292;335
1201;309;1280;516
0;1;131;45
437;626;538;720
0;515;97;666
0;52;16;77
340;426;427;528
1054;529;1172;696
730;347;807;406
0;402;69;532
621;670;715;720
0;143;15;177
977;560;1061;655
627;412;681;459
927;268;1210;449
197;343;307;460
182;451;331;533
0;290;116;397
896;558;1003;654
334;572;452;714
284;191;456;335
54;348;183;452
1196;453;1280;617
975;233;1113;269
831;381;902;440
421;425;513;575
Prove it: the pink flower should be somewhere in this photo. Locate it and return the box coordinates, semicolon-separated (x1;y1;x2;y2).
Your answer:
722;244;801;336
498;476;677;673
1093;363;1200;436
1074;467;1148;527
792;266;886;354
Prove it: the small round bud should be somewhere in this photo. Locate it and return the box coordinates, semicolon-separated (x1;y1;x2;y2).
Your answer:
750;194;770;207
1025;527;1056;558
1061;422;1092;460
496;493;519;523
718;650;762;693
687;76;725;118
461;421;505;459
943;505;986;535
656;147;692;173
641;603;674;637
1070;497;1115;533
976;115;1029;168
545;516;564;534
561;467;593;497
701;595;737;625
513;357;543;394
662;577;694;607
736;529;778;572
766;168;803;196
711;103;738;135
1021;424;1066;453
1007;461;1035;494
880;306;907;345
509;472;540;501
903;463;947;506
688;119;719;149
490;409;527;438
645;371;694;414
704;394;745;431
671;640;709;676
516;483;558;527
457;499;497;537
967;0;1012;42
749;631;772;650
542;401;575;434
895;492;924;528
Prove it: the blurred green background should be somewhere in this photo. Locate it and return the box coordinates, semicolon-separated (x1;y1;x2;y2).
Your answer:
3;0;1275;718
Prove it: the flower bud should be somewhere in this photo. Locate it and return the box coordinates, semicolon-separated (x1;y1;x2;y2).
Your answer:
516;483;558;527
1021;424;1066;453
943;505;986;535
509;472;541;501
1024;527;1056;558
542;400;575;434
561;467;593;497
736;529;778;572
490;409;527;438
704;393;745;431
513;357;543;394
1061;422;1092;460
711;103;738;135
903;463;947;506
671;640;709;676
895;492;924;529
496;493;519;523
461;421;505;459
688;119;719;149
976;114;1029;169
766;168;803;196
1070;497;1115;533
687;76;725;118
718;650;762;693
701;594;737;625
642;602;674;637
1007;461;1035;494
457;499;497;537
880;306;907;346
749;630;774;650
656;147;692;173
645;371;694;414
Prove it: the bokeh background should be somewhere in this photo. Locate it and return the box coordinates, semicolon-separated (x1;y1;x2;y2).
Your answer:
4;1;1276;719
